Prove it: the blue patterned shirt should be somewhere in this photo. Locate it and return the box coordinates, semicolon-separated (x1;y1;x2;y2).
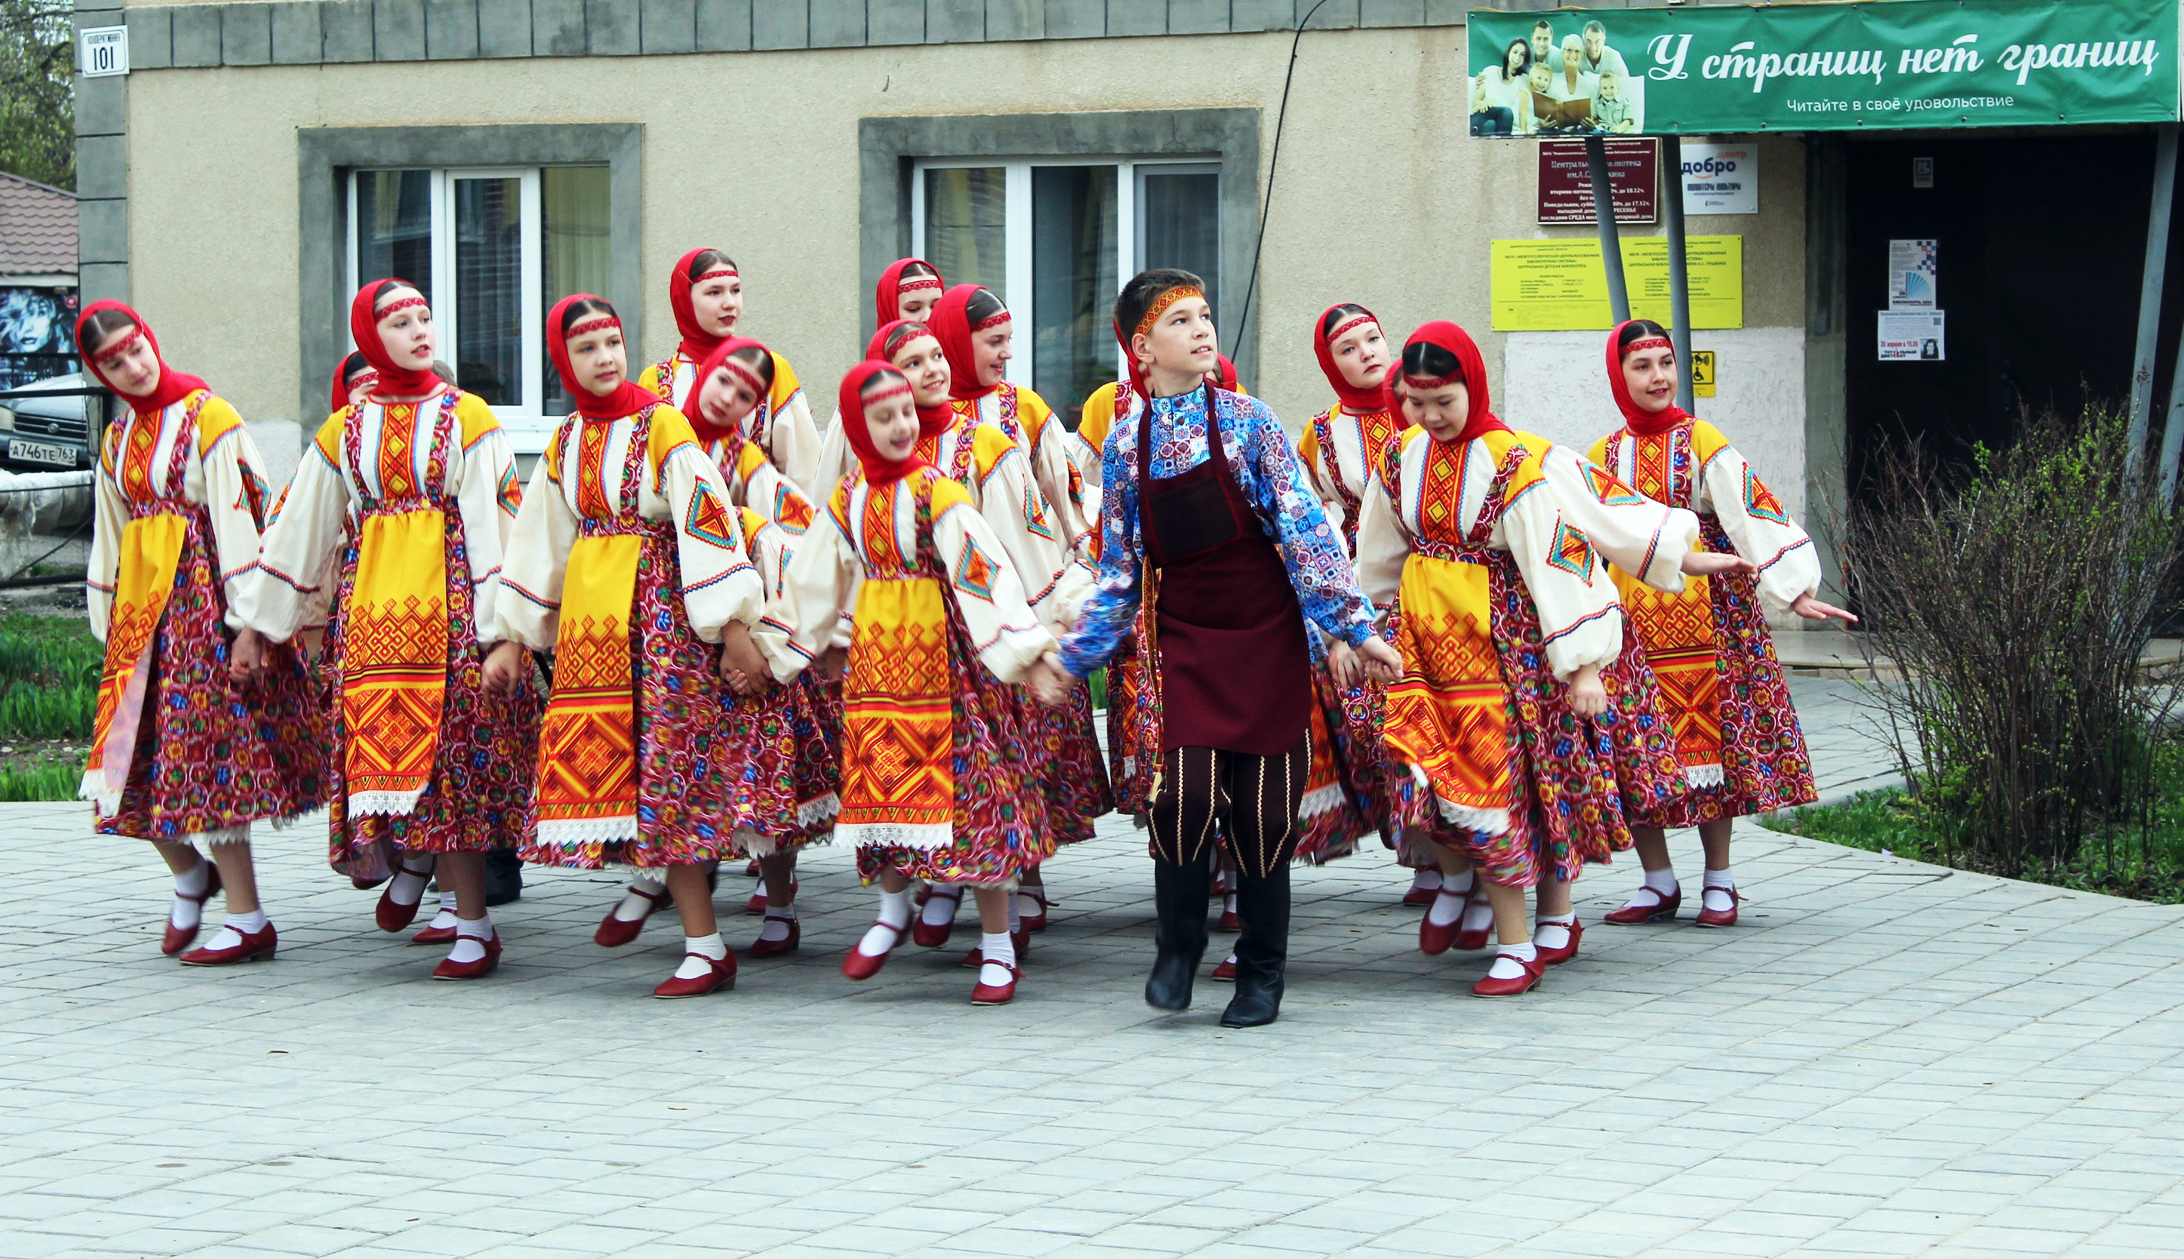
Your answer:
1060;387;1376;679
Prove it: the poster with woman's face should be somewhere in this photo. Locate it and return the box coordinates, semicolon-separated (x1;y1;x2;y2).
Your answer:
1471;16;1644;138
0;288;77;390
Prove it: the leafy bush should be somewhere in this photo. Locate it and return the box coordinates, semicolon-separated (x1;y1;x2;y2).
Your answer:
0;613;98;740
0;759;76;802
1844;407;2184;885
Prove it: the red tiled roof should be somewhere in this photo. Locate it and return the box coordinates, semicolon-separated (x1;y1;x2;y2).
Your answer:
0;171;77;277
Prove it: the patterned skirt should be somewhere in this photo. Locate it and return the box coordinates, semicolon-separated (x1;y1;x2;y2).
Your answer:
1638;526;1817;827
854;597;1053;887
325;523;540;868
1293;655;1372;865
97;523;326;841
523;535;746;870
1035;686;1113;846
738;673;842;855
1104;633;1151;817
1389;554;1679;888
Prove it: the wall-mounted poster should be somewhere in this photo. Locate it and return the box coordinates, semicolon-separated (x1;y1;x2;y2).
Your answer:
0;288;79;391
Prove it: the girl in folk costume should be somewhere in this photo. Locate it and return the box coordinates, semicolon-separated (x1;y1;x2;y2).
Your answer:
493;295;774;999
860;318;1097;955
76;303;324;965
1588;320;1853;928
755;362;1073;1005
634;247;823;492
334;351;376;411
1354;322;1745;997
237;282;535;975
1042;270;1403;1030
875;256;946;326
594;335;838;960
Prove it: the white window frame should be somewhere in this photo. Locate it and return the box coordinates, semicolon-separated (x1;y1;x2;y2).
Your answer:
910;156;1220;385
346;165;553;447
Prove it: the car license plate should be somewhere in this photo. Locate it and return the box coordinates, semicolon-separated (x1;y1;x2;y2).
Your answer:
6;438;73;468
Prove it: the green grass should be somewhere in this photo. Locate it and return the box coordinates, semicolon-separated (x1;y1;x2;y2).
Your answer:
0;759;80;803
1763;741;2184;903
1088;667;1106;713
0;613;99;741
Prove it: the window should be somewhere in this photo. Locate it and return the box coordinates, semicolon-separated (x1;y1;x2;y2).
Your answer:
912;158;1221;425
347;166;611;435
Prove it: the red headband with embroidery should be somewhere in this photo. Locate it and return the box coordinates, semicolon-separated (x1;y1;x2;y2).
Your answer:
548;294;656;421
1313;302;1393;414
670;246;740;367
349;279;443;401
930;284;1012;403
838;359;932;486
73;300;209;416
875;257;946;326
1606;320;1693;437
1397;320;1507;445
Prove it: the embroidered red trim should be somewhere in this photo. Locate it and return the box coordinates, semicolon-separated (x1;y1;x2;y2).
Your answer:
377;296;427;320
694;267;739;284
860;381;914;402
897;275;943;295
720;359;766;397
1404;371;1462;389
1623;336;1673;357
1134;285;1205;339
970;310;1012;334
1326;314;1377;345
568;316;619;338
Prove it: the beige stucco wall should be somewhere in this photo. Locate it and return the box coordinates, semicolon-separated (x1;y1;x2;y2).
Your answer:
121;25;1807;444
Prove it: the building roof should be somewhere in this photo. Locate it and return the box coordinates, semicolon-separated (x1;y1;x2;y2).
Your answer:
0;171;77;277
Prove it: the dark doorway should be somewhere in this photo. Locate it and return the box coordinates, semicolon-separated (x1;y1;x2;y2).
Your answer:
1842;131;2180;498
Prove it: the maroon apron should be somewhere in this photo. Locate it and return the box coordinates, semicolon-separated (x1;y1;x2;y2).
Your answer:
1137;385;1312;756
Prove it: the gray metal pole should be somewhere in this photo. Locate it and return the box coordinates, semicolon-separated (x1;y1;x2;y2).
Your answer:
1587;135;1632;323
2159;338;2184;504
1662;133;1696;410
2130;123;2179;469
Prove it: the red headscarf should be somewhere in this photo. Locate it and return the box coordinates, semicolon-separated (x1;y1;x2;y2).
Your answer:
73;300;209;417
330;351;372;415
669;246;738;366
1606;319;1693;438
547;294;658;421
349;279;443;399
930;284;1010;403
874;257;944;326
868;318;959;442
1314;302;1394;414
1207;353;1241;393
837;360;929;486
1399;321;1509;445
686;336;774;444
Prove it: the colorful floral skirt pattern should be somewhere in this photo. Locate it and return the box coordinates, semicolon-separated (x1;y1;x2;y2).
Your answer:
1035;685;1113;846
324;516;540;869
97;515;327;841
778;673;844;848
854;597;1053;887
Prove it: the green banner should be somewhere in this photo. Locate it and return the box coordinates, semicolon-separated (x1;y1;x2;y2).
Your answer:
1466;0;2179;137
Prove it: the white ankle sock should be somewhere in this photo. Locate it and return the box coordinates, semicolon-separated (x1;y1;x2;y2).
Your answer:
675;933;728;979
759;910;797;943
1410;868;1443;893
611;877;666;923
447;915;492;964
1534;911;1576;950
201;907;267;951
170;860;211;931
1011;889;1044;920
1703;868;1736;912
1222;891;1238;917
1444;868;1476;895
1647;868;1680;895
860;887;914;955
1427;885;1468;927
425;890;459;931
1621;868;1680;910
1488;941;1539;979
388;857;435;909
977;931;1016;987
920;884;961;928
1459;888;1496;936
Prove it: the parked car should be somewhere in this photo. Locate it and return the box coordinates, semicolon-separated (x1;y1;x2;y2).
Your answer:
0;373;99;473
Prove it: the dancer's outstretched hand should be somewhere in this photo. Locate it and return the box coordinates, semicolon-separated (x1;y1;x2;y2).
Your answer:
482;641;530;695
1566;663;1607;717
1790;593;1859;623
1356;636;1404;685
1681;550;1756;579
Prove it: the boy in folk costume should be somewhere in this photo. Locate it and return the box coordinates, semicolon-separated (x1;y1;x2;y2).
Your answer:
1588;320;1854;928
595;336;841;961
1355;322;1751;997
635;247;824;492
237;281;536;977
491;295;775;999
753;362;1075;1007
76;302;325;965
1038;269;1403;1030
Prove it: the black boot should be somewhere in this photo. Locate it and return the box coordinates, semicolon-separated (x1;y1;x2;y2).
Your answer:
1145;857;1211;1010
1221;863;1290;1028
484;848;524;907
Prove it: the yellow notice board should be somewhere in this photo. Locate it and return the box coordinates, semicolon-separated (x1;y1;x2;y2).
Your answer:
1491;236;1743;332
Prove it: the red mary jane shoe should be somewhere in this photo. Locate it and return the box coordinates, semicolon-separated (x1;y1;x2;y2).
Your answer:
842;921;903;981
1452;888;1495;952
1604;886;1682;926
1536;919;1584;966
1695;887;1741;928
411;919;459;946
431;933;502;980
744;858;762;878
747;918;801;959
745;878;796;916
970;964;1022;1006
161;863;224;956
911;888;963;948
178;921;277;967
1016;891;1056;933
1401;878;1443;908
1210;956;1238;982
375;864;434;933
1471;952;1545;998
959;930;1032;968
653;951;737;998
594;884;671;948
1418;889;1470;956
1216;902;1240;932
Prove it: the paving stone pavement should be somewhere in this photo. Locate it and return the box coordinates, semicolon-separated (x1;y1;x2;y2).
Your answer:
5;676;2183;1259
